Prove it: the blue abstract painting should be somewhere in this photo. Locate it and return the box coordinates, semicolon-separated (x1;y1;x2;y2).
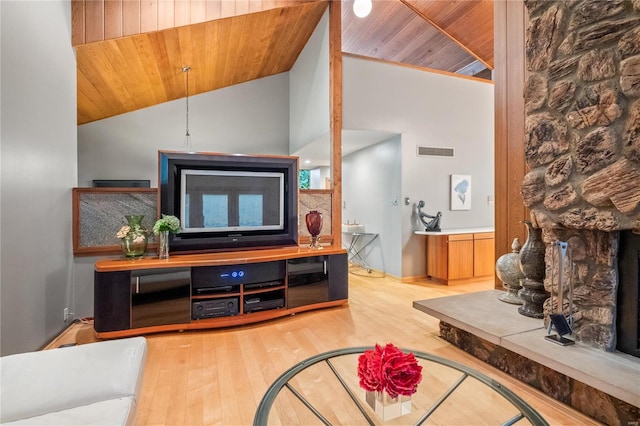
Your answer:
451;175;471;210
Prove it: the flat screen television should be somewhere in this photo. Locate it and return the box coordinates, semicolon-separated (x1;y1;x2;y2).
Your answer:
159;151;299;253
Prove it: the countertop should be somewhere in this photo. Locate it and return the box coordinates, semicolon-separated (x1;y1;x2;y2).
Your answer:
414;227;494;236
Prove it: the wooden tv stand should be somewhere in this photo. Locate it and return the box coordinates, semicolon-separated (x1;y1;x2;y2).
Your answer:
94;246;348;339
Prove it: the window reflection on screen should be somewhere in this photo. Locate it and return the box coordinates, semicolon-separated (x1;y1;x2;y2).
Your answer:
203;195;229;227
239;194;263;226
180;169;284;232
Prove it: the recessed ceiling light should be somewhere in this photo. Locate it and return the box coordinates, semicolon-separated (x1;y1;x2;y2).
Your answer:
304;160;311;164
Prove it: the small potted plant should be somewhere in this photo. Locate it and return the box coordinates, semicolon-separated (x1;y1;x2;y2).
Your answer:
153;214;182;259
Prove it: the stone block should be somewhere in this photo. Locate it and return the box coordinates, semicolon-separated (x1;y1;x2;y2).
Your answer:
575;127;618;174
578;49;617;82
526;5;566;71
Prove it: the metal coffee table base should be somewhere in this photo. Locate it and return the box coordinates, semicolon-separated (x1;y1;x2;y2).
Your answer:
254;346;548;426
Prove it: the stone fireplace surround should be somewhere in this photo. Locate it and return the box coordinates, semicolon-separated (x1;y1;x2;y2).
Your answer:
416;2;640;423
521;0;640;351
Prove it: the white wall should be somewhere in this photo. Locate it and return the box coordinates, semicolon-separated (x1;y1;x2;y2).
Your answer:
289;10;329;153
1;0;78;355
78;74;291;187
342;136;402;276
343;56;494;278
310;166;331;189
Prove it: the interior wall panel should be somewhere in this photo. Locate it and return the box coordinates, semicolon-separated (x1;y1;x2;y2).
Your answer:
158;0;175;30
493;0;528;289
140;0;158;33
123;0;141;36
104;0;123;40
85;0;104;43
72;0;86;45
175;0;191;26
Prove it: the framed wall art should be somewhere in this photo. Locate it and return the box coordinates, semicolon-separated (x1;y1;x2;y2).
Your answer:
450;175;471;210
72;187;157;256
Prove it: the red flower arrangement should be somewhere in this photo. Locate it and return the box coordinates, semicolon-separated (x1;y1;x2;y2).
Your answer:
357;343;423;398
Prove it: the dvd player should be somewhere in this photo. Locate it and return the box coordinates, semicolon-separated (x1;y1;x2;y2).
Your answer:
194;285;238;294
244;297;284;313
243;280;283;290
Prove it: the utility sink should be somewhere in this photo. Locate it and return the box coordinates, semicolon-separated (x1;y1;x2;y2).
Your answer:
342;224;365;233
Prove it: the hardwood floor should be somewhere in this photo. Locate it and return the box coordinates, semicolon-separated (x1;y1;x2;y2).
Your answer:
51;271;598;425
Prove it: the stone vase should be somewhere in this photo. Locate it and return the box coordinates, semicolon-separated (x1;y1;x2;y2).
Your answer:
518;221;547;318
496;238;525;304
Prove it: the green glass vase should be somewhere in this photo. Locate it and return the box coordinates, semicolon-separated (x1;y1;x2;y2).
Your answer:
120;215;148;258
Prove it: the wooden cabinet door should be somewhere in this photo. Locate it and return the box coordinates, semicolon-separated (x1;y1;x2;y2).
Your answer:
426;235;448;280
447;234;474;279
473;233;495;277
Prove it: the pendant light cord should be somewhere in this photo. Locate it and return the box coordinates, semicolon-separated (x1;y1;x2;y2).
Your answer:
182;66;192;151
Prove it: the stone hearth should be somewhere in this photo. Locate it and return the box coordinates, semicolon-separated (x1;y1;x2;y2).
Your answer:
413;291;640;425
521;0;640;351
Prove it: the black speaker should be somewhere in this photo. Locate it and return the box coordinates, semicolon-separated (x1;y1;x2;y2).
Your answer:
94;271;131;332
92;179;150;188
328;253;348;301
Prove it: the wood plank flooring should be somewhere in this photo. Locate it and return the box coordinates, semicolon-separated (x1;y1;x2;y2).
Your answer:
50;271;599;425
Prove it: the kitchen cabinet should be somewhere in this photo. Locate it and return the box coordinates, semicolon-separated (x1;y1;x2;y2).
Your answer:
422;230;495;285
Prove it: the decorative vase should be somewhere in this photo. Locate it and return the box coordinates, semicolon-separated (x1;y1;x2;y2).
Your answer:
158;230;170;259
496;238;525;304
305;210;323;249
120;215;148;258
518;221;547;318
365;391;411;421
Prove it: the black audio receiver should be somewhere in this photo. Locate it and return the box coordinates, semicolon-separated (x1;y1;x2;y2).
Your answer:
192;298;239;319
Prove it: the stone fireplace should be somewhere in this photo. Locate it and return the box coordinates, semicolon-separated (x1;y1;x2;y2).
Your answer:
415;2;640;422
520;0;640;352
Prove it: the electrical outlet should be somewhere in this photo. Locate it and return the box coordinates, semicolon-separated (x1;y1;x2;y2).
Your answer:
63;308;69;322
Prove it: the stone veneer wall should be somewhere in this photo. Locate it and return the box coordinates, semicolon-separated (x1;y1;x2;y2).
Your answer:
520;0;640;350
439;322;640;425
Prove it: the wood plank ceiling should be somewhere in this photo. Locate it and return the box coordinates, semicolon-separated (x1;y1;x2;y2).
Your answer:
74;0;493;125
342;0;493;73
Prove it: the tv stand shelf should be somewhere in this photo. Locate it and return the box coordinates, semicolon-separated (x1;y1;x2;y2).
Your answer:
94;246;348;339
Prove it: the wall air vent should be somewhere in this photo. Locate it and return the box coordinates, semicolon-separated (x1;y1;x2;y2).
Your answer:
417;146;454;158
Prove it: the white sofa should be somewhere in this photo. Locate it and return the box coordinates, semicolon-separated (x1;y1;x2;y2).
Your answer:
0;337;147;425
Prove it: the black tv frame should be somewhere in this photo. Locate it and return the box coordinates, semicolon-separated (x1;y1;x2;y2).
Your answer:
158;150;299;254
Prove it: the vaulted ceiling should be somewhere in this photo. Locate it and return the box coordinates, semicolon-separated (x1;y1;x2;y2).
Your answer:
74;0;493;125
342;0;493;73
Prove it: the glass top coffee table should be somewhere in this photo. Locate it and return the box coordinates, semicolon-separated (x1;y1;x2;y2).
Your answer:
254;347;548;425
